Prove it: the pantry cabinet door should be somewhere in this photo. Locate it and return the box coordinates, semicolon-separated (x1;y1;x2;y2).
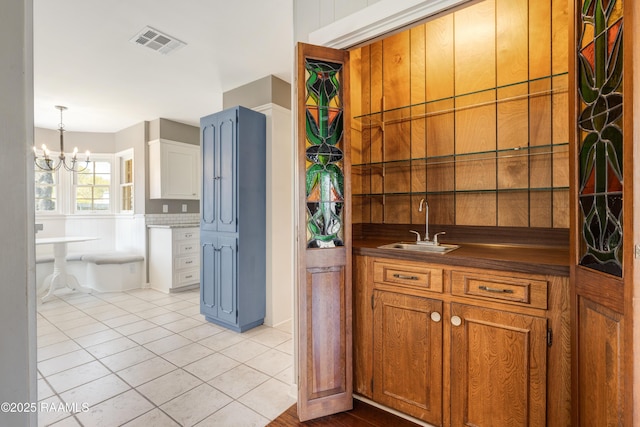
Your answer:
296;42;352;422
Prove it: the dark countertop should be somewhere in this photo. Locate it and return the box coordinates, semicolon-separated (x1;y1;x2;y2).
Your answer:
354;238;570;277
147;224;200;229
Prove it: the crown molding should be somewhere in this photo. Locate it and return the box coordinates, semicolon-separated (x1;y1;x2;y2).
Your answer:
309;0;475;49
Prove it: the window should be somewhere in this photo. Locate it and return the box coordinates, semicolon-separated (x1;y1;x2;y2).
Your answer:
74;160;112;212
120;155;134;212
35;170;57;212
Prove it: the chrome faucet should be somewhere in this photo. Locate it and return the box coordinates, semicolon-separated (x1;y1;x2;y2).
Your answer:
419;198;429;242
410;198;433;244
409;198;446;245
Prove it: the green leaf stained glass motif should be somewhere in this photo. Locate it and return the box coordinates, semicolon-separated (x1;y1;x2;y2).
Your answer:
304;59;345;248
578;0;623;277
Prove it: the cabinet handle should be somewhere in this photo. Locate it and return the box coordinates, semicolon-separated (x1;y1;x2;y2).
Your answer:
431;312;441;323
185;260;193;264
184;246;192;250
451;315;462;327
185;275;193;279
213;176;221;180
185;233;193;238
393;273;419;280
478;285;514;294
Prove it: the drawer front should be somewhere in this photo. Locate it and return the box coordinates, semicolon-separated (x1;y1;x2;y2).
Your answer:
373;261;443;293
451;271;547;309
174;228;199;241
175;269;199;286
175;255;199;270
176;240;199;255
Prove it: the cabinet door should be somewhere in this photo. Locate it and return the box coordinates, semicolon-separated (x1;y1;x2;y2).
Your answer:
200;234;237;325
450;303;547;427
200;235;217;318
215;109;237;233
216;236;237;324
163;143;199;199
149;140;199;200
200;109;237;232
373;290;442;426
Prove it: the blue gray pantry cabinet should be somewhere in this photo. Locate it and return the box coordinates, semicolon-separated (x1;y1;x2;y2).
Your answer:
199;106;266;332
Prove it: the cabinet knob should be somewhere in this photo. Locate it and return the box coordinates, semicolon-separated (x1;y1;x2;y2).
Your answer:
431;312;441;323
451;315;462;327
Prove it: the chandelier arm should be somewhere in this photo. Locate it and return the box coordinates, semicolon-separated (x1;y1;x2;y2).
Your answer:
34;157;60;172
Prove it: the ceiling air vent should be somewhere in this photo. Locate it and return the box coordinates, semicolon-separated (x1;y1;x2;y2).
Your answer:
130;26;186;55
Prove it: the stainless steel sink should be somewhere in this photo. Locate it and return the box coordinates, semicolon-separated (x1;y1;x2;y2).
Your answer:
377;242;461;254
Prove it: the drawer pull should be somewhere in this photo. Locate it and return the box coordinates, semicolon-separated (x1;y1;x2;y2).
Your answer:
185;233;193;238
393;273;419;280
185;260;193;264
478;285;514;294
185;275;193;279
184;246;192;250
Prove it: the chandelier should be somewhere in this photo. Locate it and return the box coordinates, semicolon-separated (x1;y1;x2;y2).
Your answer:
33;105;90;172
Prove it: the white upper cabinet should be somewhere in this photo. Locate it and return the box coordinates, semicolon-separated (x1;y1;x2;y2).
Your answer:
148;139;200;200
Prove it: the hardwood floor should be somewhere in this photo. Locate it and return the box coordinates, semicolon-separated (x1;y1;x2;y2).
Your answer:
268;399;421;426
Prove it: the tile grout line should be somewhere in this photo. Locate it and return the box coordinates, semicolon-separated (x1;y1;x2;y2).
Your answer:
37;289;294;426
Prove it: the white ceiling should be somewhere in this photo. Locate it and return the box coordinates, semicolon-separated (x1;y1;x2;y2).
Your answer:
34;0;294;133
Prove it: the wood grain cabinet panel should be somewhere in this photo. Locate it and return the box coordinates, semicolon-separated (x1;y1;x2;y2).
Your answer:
577;296;624;426
373;290;443;426
353;255;373;399
450;303;547;427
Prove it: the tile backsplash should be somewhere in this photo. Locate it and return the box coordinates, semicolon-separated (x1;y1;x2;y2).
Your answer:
145;213;199;226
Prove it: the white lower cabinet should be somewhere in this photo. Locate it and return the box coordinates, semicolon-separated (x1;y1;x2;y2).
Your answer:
149;226;199;293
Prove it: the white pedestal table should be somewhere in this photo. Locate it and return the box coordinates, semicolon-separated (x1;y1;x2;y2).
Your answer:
36;236;98;303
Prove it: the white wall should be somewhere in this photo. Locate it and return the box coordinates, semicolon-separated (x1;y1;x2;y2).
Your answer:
35;127;116;154
35;216;117;256
293;0;381;42
255;103;294;328
0;0;37;426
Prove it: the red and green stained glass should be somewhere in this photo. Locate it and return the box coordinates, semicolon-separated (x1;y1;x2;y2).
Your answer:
577;0;623;276
304;59;345;248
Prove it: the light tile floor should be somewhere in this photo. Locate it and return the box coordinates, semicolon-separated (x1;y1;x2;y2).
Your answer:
36;288;295;427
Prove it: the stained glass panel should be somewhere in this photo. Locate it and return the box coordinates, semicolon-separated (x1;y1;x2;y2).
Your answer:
577;0;623;276
304;59;345;248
